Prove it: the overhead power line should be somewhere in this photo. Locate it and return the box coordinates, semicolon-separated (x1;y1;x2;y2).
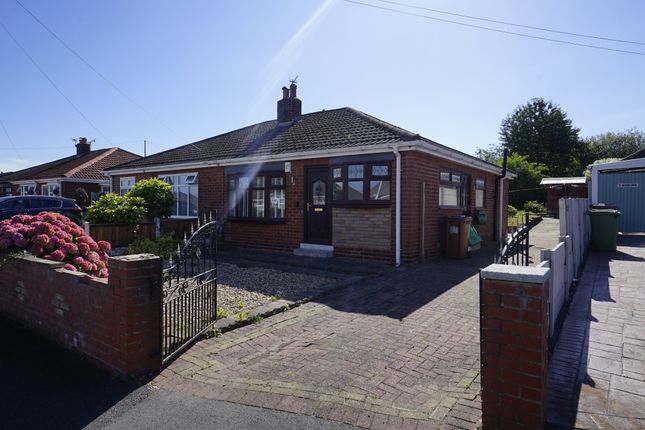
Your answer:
0;118;23;159
374;0;645;46
14;0;184;142
0;19;113;143
343;0;645;56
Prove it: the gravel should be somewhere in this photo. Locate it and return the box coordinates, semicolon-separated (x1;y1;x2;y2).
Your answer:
216;262;336;316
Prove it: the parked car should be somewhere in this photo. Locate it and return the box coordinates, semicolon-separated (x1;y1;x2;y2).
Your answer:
0;196;84;225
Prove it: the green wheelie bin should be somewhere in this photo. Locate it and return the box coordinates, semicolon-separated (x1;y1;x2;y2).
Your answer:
587;207;621;251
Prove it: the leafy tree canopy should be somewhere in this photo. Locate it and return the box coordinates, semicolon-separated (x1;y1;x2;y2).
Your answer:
499;98;582;176
580;128;645;167
86;193;147;224
504;152;548;208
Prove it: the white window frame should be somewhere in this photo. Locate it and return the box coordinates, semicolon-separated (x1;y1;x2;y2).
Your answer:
158;173;199;218
120;176;135;196
20;183;37;196
475;178;486;209
41;183;61;196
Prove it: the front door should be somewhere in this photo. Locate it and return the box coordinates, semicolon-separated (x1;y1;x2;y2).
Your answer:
305;167;332;244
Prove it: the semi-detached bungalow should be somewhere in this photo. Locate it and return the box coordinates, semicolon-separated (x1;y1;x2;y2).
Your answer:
105;84;514;264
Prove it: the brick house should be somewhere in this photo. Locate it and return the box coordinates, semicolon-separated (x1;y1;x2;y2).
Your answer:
106;84;513;264
540;177;588;216
1;138;140;204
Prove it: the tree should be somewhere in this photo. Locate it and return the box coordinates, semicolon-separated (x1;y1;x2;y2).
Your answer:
505;152;548;208
126;178;174;219
580;128;645;167
499;98;582;176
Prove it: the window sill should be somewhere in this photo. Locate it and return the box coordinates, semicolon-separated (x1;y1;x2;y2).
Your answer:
438;205;465;210
227;217;288;224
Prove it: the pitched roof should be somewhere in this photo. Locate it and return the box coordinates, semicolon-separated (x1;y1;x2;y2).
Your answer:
7;148;140;182
623;148;645;160
107;107;440;171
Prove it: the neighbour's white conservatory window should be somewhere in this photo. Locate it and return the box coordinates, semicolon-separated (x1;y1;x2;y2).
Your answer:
120;177;135;196
20;183;36;196
159;173;199;217
41;183;60;196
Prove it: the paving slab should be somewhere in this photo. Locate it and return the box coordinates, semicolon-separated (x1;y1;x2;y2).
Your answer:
547;234;645;428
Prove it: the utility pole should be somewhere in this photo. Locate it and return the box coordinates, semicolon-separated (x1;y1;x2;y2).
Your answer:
144;139;147;157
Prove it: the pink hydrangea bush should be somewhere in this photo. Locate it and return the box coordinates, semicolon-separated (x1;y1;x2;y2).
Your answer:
0;212;111;278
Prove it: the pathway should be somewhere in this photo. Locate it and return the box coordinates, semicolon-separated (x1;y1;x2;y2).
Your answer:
154;245;499;429
547;235;645;429
528;216;562;265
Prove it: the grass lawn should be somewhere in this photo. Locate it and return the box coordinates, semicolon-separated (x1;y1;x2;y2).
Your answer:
507;210;542;229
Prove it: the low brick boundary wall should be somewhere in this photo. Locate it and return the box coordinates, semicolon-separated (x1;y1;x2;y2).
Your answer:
0;253;162;378
480;264;551;429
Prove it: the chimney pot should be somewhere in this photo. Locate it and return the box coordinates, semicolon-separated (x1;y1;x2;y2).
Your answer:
289;83;297;98
282;86;289;100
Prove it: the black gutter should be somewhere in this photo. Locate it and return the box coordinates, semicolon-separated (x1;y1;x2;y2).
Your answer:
494;149;509;242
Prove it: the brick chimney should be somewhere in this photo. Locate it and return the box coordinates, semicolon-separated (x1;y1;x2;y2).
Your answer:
76;137;91;156
277;82;302;123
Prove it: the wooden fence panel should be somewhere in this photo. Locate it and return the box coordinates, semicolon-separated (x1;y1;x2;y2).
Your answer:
89;223;155;247
159;218;198;240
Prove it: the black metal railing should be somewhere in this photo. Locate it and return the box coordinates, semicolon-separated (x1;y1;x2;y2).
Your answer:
162;214;218;362
497;212;530;266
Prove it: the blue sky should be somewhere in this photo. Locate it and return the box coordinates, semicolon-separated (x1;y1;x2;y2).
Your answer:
1;0;644;172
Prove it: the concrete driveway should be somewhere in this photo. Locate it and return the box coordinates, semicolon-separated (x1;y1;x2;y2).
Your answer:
154;246;497;429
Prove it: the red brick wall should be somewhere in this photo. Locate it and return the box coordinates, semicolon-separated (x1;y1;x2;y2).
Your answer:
400;151;504;262
61;181;101;201
0;254;162;378
480;270;549;429
110;151;507;264
546;184;588;216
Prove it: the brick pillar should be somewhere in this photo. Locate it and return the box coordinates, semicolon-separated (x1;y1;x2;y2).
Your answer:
479;264;550;430
108;254;162;378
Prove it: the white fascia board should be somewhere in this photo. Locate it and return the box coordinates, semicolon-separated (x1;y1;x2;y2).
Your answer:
11;177;108;185
410;142;516;177
589;158;645;172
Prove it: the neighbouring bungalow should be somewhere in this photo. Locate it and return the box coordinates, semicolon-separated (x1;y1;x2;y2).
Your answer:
540;177;589;217
105;84;514;264
1;138;140;203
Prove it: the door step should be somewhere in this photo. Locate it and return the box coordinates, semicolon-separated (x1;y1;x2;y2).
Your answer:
293;243;334;258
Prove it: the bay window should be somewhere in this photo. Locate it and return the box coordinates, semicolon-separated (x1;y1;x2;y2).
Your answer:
19;183;36;196
41;183;60;196
332;162;391;204
228;173;285;220
159;173;199;218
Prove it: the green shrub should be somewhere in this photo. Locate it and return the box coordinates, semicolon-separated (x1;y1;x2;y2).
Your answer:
127;233;180;258
507;205;518;217
523;200;546;214
85;193;147;224
126;178;174;219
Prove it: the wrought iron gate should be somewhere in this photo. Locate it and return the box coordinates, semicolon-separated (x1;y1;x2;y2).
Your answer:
162;216;218;362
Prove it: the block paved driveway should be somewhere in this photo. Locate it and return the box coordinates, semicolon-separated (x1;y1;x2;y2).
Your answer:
154;248;496;430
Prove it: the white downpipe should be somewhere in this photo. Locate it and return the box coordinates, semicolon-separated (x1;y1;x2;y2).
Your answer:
393;146;401;267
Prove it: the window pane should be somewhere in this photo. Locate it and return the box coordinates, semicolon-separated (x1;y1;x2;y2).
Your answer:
252;189;264;217
440;172;450;182
178;187;189;216
440;186;459;206
332;168;342;179
348;165;363;179
189;185;198;217
252;176;265;188
372;165;388;177
228;189;236;216
270;189;285;218
333;181;344;200
476;179;485;189
348;181;363;200
476;189;484;208
271;177;284;187
370;180;390;200
452;174;461;184
312;180;326;205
